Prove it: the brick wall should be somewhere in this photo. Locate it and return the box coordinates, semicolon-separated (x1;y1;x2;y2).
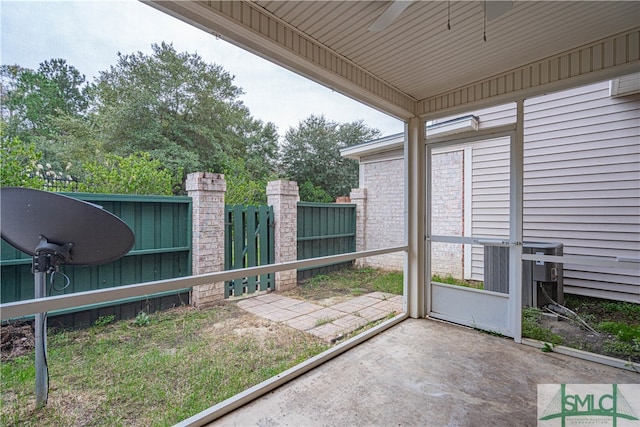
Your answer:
431;150;464;279
352;151;464;278
353;157;405;270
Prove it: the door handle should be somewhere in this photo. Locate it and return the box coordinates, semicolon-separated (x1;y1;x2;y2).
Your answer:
475;239;520;247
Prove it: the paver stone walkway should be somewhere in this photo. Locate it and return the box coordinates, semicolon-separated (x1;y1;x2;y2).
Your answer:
237;292;402;342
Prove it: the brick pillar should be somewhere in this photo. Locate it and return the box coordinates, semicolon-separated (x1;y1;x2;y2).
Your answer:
186;172;226;308
350;188;367;267
267;180;299;291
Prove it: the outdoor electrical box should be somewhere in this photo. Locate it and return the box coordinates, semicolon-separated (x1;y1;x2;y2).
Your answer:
522;242;564;308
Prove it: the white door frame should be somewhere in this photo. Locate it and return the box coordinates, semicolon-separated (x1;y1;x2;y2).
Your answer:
426;115;524;340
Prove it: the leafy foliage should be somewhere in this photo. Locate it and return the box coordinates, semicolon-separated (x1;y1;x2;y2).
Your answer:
1;60;97;178
224;159;272;205
597;321;640;343
0;133;44;188
298;180;333;203
1;46;382;200
279;115;379;201
92;42;278;179
77;152;179;195
1;60;89;140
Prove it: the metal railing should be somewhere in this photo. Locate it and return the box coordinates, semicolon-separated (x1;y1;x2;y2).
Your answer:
0;246;407;320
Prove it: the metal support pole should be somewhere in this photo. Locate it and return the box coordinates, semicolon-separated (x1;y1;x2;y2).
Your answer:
33;258;48;408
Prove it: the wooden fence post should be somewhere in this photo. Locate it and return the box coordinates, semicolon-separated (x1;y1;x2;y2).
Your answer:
186;172;226;308
267;180;299;291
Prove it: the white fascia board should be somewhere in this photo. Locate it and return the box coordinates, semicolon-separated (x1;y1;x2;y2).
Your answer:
426;115;479;138
340;133;404;160
342;115;481;160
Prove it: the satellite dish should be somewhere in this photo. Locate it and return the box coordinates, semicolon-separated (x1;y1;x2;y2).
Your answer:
1;187;134;266
0;186;135;408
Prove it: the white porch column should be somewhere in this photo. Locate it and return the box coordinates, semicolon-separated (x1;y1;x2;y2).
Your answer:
510;99;525;342
405;117;426;318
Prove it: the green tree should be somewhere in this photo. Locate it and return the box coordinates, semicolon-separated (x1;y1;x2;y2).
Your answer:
279;115;379;201
298;181;332;203
92;42;278;180
1;60;89;139
1;60;94;177
224;159;270;205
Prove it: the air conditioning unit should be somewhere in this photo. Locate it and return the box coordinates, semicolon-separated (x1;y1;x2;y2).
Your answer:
483;242;563;307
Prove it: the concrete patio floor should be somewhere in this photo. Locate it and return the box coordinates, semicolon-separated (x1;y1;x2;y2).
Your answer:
211;318;639;427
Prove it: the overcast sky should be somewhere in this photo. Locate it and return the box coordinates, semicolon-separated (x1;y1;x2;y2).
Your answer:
0;0;403;139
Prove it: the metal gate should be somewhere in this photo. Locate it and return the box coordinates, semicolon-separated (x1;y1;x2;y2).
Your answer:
224;205;274;297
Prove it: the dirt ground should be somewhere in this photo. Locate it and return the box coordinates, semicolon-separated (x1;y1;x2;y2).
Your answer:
3;301;637;364
537;314;606;352
536;311;640;364
1;322;35;361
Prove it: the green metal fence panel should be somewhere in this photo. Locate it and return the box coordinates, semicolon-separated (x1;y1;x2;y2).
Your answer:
224;204;274;297
297;202;356;279
1;193;192;325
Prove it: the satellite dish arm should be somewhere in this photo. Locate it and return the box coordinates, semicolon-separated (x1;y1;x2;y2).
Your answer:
33;235;74;273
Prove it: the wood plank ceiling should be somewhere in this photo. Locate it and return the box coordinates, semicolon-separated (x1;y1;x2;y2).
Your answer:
148;1;640;119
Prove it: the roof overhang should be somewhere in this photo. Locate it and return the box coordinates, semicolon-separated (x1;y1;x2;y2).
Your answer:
341;132;404;161
342;115;483;159
610;72;640;97
146;1;640;121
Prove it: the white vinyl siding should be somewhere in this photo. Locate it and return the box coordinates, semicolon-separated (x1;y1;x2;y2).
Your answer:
523;82;640;302
466;81;639;301
470;137;510;281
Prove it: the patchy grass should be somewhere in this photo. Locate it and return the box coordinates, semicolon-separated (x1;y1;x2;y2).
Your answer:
568;295;640;324
1;304;328;426
284;267;403;301
431;274;483;290
1;266;402;426
314;317;336;327
597;322;640;343
523;296;640;363
521;307;563;345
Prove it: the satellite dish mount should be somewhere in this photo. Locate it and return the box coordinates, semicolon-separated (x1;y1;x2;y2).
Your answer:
33;235;74;273
1;187;134;408
32;236;76;407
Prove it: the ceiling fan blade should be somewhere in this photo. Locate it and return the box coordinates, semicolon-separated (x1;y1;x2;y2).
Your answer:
486;1;513;21
368;1;413;32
